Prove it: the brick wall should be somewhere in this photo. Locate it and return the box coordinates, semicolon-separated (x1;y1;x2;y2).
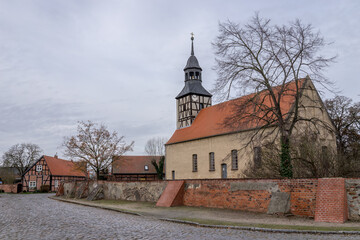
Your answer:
0;183;19;193
277;179;317;217
315;178;347;223
183;179;318;217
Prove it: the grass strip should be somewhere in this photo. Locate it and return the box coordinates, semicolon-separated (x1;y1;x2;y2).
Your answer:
175;217;360;232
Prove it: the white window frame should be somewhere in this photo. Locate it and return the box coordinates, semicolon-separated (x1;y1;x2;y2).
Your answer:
54;180;59;188
29;181;36;188
36;165;43;172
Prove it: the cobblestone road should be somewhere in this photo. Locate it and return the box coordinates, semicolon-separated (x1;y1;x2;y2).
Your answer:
0;194;358;240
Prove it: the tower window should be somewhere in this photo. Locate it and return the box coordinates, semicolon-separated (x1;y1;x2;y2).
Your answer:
185;73;188;80
189;72;194;79
195;72;200;79
192;154;198;172
231;150;238;170
209;152;215;171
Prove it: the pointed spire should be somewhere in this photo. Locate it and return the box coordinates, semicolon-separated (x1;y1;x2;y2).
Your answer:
191;32;194;56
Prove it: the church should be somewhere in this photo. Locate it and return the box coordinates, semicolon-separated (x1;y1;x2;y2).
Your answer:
165;36;336;180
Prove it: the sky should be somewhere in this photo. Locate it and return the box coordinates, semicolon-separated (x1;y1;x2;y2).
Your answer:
0;0;359;159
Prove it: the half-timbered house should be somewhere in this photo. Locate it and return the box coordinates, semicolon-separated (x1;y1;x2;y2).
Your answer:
22;155;86;192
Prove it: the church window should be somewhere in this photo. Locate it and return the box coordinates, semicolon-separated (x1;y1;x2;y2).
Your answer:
231;150;238;170
209;152;215;171
192;154;198;172
254;147;262;168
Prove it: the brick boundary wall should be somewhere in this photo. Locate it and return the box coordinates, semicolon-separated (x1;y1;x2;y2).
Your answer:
182;178;318;218
58;178;353;223
0;183;19;193
315;178;348;223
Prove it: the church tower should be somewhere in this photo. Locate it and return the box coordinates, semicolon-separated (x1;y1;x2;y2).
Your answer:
176;34;212;129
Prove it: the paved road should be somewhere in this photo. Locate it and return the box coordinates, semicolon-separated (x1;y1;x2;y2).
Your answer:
0;194;358;240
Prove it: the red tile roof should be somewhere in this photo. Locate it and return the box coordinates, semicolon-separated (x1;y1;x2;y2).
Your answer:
167;79;306;145
112;156;161;174
44;155;86;177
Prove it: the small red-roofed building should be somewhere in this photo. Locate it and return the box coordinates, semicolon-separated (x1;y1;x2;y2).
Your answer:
22;155;86;192
111;156;162;181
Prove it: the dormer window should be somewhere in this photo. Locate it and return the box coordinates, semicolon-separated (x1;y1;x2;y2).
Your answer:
36;165;42;172
144;165;149;171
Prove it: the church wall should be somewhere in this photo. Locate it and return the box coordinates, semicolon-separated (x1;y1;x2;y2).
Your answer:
165;128;276;180
167;80;337;180
292;80;336;148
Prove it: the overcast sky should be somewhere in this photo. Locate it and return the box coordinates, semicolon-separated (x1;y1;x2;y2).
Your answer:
0;0;359;159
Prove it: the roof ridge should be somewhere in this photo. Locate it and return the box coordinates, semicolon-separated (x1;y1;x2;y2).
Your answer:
210;78;306;109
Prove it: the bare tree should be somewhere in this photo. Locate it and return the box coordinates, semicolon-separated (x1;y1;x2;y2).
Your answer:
63;121;134;180
144;137;167;156
325;96;360;154
245;131;337;178
325;96;360;176
213;13;335;177
2;143;43;176
144;137;167;179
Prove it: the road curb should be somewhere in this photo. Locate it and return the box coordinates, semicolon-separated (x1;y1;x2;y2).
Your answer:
49;196;360;235
49;196;143;217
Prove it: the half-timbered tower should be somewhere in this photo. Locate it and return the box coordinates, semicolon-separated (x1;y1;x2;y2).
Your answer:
22;155;86;192
176;35;212;129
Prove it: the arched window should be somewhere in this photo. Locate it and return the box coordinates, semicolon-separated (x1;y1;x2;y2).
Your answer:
231;150;238;170
192;154;198;172
254;147;262;168
189;72;194;79
209;152;215;171
195;72;200;79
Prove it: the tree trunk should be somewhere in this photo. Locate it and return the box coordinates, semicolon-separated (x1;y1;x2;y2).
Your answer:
96;169;100;180
280;135;293;178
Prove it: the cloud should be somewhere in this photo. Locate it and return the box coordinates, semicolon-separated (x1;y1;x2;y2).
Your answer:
0;0;359;158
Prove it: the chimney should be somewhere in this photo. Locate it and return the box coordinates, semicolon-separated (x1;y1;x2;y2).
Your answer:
54;153;58;158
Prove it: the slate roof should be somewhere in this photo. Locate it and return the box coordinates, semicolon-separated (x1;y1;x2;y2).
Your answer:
168;79;307;145
184;55;202;71
43;155;86;177
112;156;161;174
176;80;212;99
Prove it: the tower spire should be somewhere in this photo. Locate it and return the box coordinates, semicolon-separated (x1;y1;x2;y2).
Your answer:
191;32;194;56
